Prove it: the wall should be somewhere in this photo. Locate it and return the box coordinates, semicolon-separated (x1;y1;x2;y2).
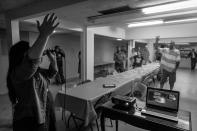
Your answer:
0;37;8;94
94;37;115;64
125;22;197;40
20;31;29;42
94;36;127;65
89;26;125;39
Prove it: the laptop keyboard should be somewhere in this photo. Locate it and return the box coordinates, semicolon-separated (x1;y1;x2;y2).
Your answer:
142;108;178;122
147;108;177;116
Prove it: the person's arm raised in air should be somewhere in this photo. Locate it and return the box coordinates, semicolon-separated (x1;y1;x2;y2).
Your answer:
47;51;58;78
13;14;59;81
39;51;58;82
28;13;59;59
154;36;165;53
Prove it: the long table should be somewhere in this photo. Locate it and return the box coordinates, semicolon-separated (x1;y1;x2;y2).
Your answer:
55;63;160;126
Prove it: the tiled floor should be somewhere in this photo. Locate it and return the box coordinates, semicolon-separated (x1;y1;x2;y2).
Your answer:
0;68;197;131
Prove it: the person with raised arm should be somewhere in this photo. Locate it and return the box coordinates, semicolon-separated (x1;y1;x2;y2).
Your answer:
7;13;59;131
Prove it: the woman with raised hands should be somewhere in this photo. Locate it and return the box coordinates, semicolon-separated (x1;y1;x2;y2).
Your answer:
7;13;59;131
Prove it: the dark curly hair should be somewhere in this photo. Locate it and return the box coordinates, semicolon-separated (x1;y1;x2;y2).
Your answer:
7;41;30;104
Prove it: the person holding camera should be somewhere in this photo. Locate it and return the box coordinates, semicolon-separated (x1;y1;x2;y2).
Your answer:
7;13;59;131
132;51;144;68
54;45;65;84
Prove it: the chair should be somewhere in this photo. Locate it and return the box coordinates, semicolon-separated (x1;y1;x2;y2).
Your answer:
65;80;92;129
131;81;147;101
141;73;154;87
127;78;141;97
92;92;113;131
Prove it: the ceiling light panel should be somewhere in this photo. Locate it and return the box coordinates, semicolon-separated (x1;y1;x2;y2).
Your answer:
128;20;163;28
142;0;197;14
165;17;197;24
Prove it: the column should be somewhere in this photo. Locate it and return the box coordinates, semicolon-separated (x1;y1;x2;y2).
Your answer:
5;16;20;47
80;26;94;81
127;40;135;69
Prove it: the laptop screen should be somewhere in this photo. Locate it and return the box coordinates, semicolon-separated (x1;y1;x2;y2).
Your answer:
146;87;180;112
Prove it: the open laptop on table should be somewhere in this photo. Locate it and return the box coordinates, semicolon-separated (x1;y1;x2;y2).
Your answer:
141;87;180;122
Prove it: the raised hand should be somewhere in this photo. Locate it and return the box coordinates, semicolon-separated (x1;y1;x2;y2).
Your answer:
36;13;59;37
47;50;56;63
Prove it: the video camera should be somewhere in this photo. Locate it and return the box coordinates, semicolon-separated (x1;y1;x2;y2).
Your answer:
43;49;56;56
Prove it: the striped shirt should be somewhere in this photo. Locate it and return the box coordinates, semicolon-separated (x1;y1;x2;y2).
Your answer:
159;48;181;72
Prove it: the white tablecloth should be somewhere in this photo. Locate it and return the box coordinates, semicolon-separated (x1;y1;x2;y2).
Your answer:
55;63;160;126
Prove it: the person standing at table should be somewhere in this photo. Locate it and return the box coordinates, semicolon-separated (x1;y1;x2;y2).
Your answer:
132;51;144;68
188;49;197;70
7;14;59;131
54;45;65;84
114;46;126;73
155;36;181;90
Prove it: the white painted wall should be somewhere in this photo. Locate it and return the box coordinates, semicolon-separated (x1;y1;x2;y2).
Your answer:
94;38;115;64
89;26;125;39
125;22;197;40
94;36;127;64
0;55;8;95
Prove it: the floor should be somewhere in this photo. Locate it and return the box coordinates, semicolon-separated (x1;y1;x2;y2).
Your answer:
0;68;197;131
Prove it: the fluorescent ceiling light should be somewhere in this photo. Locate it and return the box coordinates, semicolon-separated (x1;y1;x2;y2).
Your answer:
165;17;197;24
128;20;163;28
117;38;123;41
142;0;197;14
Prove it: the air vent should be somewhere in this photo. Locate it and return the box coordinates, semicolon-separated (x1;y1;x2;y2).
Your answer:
98;5;132;15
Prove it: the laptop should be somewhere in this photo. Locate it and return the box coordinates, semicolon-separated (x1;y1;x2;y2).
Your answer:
141;87;180;122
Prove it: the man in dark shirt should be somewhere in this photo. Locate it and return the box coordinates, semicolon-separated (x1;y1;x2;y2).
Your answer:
114;46;126;73
188;49;197;70
54;45;65;84
133;51;144;68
